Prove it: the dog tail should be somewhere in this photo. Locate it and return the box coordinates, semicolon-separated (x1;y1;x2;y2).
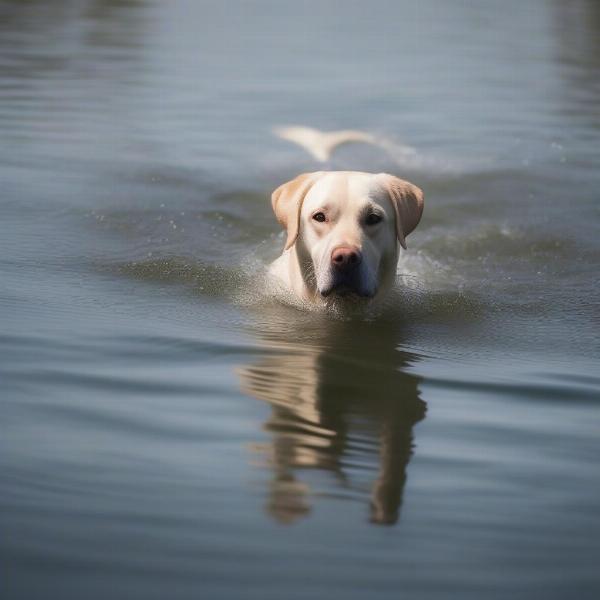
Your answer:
273;125;416;163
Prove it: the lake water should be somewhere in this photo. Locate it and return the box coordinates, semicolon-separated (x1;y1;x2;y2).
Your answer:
1;1;599;598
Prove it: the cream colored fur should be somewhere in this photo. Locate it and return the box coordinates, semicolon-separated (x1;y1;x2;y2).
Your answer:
269;171;424;305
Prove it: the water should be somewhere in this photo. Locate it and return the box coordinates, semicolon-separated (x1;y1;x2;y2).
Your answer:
1;1;599;598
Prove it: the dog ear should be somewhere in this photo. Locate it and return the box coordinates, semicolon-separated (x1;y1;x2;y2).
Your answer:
378;174;424;249
271;172;323;250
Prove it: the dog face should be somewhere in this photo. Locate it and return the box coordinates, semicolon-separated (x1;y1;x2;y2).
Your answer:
271;171;424;300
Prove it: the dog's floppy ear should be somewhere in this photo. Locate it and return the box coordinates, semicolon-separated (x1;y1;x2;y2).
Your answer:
271;172;323;250
378;173;424;249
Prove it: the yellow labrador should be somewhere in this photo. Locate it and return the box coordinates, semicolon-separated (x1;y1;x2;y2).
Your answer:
268;171;424;304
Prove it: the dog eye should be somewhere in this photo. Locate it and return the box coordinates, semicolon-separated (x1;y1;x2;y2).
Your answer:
365;213;383;225
312;212;327;223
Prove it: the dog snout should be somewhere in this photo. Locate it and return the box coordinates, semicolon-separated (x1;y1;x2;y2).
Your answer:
331;246;362;270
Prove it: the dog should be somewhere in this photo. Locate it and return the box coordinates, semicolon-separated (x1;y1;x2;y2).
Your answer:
268;171;424;304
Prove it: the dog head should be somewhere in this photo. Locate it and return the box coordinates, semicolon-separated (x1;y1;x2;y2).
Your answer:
271;171;424;300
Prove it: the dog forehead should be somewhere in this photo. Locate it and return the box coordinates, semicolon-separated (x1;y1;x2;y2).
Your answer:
302;172;381;212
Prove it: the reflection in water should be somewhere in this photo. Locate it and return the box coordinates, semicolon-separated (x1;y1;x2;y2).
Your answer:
238;310;426;525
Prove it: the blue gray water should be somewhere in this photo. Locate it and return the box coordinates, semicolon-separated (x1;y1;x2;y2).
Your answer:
1;1;599;598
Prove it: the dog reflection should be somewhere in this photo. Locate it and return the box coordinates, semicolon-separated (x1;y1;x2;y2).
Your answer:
239;315;425;525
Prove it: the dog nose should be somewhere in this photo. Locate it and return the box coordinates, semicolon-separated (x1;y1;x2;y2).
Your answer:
331;246;362;269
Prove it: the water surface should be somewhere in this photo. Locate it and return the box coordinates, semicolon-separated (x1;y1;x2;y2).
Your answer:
1;1;599;599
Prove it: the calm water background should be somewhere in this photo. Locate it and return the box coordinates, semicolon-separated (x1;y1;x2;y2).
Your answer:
1;1;599;598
